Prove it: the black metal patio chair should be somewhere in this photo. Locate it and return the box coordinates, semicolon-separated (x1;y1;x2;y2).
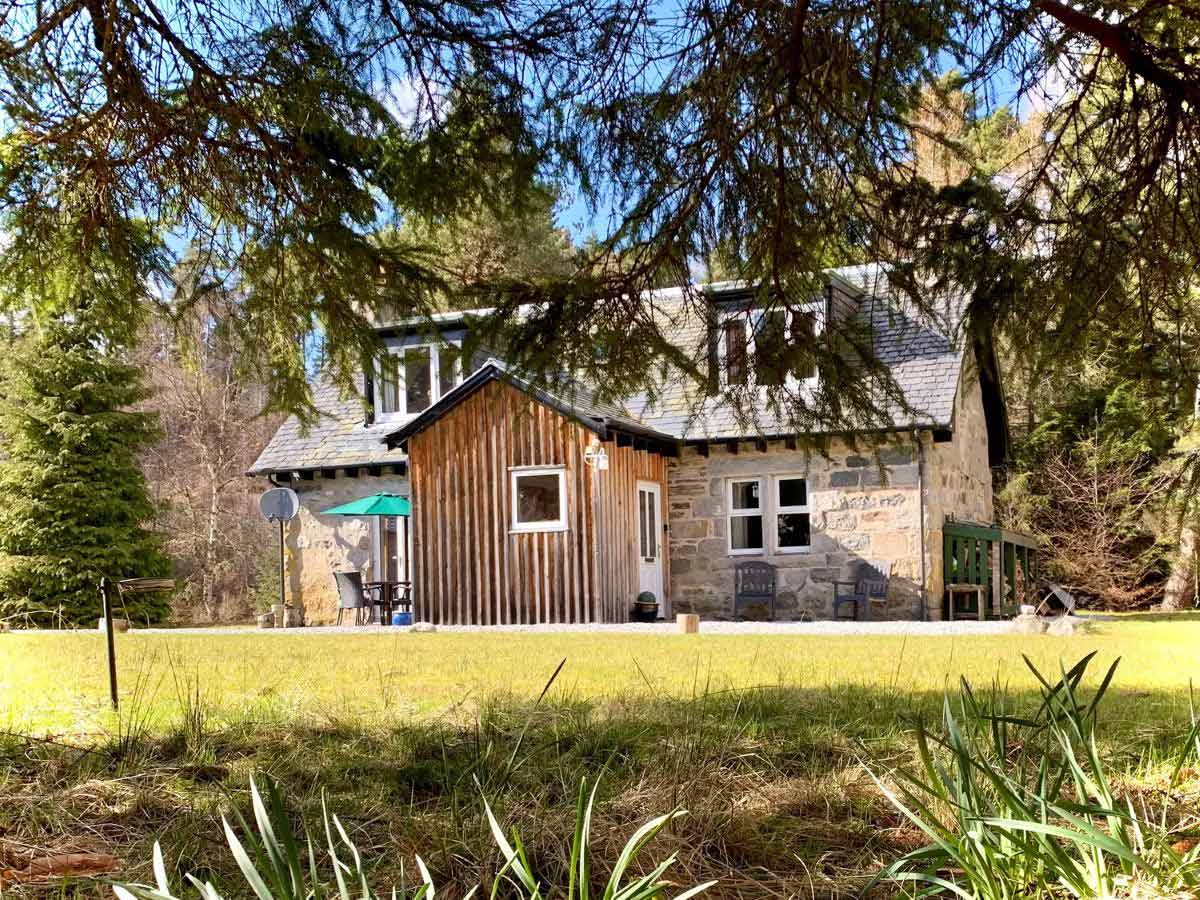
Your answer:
333;571;371;626
833;560;892;620
734;561;777;620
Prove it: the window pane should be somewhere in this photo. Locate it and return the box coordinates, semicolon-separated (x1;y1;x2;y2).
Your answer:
381;517;400;580
724;320;747;385
777;513;810;549
646;492;657;559
404;347;432;411
790;311;817;379
755;310;787;386
378;366;399;415
730;515;763;550
778;477;807;508
639;491;648;557
516;473;561;523
730;479;760;510
438;345;459;399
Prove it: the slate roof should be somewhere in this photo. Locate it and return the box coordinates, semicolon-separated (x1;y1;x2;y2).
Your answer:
384;358;672;448
625;265;967;440
247;374;408;475
250;264;971;474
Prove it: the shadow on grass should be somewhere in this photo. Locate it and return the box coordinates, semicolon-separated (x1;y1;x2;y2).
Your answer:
1;681;1196;899
1080;608;1200;622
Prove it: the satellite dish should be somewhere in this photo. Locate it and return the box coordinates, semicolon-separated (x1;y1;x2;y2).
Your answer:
260;487;300;522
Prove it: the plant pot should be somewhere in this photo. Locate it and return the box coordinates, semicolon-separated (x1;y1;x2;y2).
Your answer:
631;603;659;623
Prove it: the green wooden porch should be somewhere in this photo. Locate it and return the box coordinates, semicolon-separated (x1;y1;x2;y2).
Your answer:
942;519;1039;619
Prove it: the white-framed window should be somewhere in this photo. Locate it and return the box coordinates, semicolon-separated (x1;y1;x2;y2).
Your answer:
718;303;823;389
773;475;811;553
725;474;811;555
375;342;463;421
510;465;568;533
727;477;764;554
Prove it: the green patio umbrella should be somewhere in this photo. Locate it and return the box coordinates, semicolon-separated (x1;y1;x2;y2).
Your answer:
322;492;412;594
322;492;411;517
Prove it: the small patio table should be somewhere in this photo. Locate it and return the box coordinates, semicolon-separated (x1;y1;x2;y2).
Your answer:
365;580;412;624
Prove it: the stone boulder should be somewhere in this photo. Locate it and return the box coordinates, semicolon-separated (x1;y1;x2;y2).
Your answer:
1046;614;1090;637
410;621;437;633
1011;613;1047;635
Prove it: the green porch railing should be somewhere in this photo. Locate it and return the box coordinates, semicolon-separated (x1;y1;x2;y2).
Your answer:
943;519;1039;619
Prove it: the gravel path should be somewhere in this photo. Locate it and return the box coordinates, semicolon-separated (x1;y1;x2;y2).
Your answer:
133;619;1018;636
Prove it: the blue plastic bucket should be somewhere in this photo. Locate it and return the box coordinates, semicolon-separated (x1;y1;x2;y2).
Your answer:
392;611;412;626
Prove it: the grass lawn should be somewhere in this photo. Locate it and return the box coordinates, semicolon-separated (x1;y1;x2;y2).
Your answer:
1;618;1198;896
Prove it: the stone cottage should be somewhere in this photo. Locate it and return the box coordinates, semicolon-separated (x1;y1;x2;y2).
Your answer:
250;264;1008;623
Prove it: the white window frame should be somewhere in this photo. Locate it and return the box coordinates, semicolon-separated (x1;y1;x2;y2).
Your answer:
509;465;568;533
772;474;811;554
717;303;825;390
374;340;463;422
726;476;765;556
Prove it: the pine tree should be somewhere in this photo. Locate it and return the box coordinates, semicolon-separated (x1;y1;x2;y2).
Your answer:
0;314;171;626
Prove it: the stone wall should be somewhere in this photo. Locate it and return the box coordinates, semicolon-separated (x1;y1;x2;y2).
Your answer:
924;364;995;619
666;439;927;619
282;473;411;623
667;360;996;622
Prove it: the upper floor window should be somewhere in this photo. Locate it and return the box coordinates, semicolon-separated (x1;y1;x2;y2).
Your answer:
723;318;749;386
719;303;822;389
376;343;462;421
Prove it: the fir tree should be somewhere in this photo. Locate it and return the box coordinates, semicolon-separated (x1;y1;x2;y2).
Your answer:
0;314;171;626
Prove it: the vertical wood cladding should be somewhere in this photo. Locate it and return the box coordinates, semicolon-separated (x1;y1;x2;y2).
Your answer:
408;379;669;624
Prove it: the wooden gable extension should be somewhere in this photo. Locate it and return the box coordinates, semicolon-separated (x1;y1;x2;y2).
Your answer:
407;378;670;625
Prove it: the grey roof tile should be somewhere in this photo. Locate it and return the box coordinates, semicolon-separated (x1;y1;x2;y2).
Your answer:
252;264;969;472
248;373;409;475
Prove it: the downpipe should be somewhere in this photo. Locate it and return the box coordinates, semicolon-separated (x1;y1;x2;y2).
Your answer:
915;430;929;621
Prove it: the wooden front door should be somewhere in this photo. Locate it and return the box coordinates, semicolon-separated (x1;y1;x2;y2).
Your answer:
637;481;664;607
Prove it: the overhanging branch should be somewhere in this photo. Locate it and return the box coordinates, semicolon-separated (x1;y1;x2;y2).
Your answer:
1034;0;1200;108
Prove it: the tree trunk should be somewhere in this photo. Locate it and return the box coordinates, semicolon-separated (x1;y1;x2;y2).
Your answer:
202;465;220;620
1162;523;1196;611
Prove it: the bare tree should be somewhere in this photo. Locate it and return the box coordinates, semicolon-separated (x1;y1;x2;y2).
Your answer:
139;268;281;622
1000;441;1171;610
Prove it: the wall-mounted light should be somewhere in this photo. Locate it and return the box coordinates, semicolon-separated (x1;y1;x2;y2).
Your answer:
583;437;609;471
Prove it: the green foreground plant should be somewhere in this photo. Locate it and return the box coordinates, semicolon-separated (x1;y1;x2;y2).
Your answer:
869;653;1200;899
113;776;716;900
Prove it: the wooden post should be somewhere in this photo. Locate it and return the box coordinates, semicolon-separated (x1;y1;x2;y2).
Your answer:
277;518;287;626
991;538;1003;620
676;613;700;634
101;579;118;710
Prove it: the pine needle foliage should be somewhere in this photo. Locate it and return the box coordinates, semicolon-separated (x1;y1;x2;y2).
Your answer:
0;315;171;626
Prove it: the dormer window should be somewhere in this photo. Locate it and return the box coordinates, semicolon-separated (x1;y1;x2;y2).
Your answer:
375;342;462;421
719;303;823;389
723;318;749;386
